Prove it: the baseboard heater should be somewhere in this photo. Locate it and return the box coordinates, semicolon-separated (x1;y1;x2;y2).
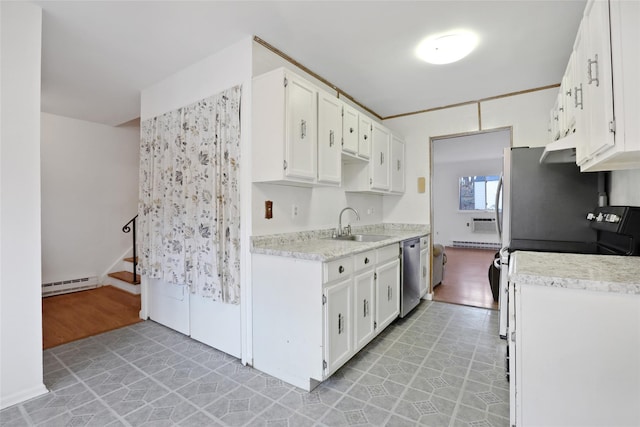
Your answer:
42;276;99;297
451;240;501;250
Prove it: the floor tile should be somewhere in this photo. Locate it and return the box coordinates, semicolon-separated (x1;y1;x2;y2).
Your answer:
124;392;198;426
203;385;272;426
321;395;391;426
249;402;315;427
5;300;509;426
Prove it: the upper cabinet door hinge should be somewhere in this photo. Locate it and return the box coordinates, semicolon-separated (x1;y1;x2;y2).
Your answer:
283;160;288;171
609;120;616;134
283;77;288;87
322;294;327;305
323;360;327;370
374;272;377;280
341;106;344;117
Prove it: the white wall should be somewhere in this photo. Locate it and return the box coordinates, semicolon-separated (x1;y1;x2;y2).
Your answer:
40;113;140;284
383;104;479;225
431;130;510;246
609;168;640;205
383;88;557;225
0;1;48;409
432;158;503;246
140;37;253;361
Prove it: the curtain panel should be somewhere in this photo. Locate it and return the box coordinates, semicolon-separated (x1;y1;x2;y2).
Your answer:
138;85;241;304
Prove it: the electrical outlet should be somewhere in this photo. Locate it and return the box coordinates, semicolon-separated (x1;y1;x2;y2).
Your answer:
265;200;273;219
291;204;298;218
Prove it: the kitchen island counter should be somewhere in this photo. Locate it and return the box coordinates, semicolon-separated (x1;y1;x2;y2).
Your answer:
251;223;429;261
510;251;640;295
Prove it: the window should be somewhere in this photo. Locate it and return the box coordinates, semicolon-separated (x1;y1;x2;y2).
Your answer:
459;175;501;211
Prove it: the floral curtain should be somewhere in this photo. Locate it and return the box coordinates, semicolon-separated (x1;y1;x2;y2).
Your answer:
138;85;241;304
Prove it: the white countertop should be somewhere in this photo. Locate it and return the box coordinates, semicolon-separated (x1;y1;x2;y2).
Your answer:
251;223;430;261
510;251;640;295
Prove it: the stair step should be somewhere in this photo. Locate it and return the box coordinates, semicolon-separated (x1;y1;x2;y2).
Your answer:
108;271;140;285
123;257;138;263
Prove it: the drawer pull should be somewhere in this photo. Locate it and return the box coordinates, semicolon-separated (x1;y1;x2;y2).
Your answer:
338;265;345;274
364;257;370;264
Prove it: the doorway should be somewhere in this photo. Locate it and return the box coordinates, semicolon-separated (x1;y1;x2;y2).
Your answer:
430;128;511;309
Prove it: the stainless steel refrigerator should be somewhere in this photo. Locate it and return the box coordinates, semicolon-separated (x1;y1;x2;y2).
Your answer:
496;147;600;337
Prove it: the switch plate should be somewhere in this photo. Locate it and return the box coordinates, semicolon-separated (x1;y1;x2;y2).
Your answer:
265;200;273;219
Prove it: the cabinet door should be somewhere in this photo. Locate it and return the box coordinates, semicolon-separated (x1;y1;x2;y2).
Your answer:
370;123;390;191
353;269;375;351
317;91;342;185
324;278;353;376
375;258;399;332
342;103;359;155
358;115;372;159
583;0;615;158
573;21;590;166
419;248;429;298
285;76;317;181
390;135;405;193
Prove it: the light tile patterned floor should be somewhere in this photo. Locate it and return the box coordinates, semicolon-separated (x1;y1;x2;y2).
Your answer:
1;301;509;426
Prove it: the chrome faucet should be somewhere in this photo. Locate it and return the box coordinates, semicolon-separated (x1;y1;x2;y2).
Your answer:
337;207;360;237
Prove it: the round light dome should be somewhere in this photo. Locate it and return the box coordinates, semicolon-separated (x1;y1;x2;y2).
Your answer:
416;30;479;65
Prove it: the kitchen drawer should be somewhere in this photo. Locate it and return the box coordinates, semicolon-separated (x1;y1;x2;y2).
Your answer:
420;235;429;247
324;256;353;283
376;244;399;263
353;250;375;271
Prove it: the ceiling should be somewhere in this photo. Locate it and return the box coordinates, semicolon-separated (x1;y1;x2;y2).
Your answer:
35;1;587;127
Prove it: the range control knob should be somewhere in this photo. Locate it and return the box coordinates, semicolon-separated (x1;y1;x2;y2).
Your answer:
605;214;621;223
586;212;596;221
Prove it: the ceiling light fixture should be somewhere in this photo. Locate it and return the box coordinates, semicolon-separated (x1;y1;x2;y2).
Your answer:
416;30;479;65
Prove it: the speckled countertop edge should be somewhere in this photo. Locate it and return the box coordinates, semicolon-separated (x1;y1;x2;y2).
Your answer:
251;223;430;261
510;251;640;295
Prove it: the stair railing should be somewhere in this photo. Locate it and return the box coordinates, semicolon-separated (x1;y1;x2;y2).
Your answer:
122;215;139;283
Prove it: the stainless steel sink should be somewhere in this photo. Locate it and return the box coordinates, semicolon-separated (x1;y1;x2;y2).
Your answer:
329;234;391;242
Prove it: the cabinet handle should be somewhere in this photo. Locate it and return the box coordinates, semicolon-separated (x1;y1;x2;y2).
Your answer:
301;119;307;139
364;257;370;264
338;313;343;334
423;266;427;278
397;160;401;171
387;285;391;301
329;130;334;147
587;54;599;87
350;127;354;134
338;265;344;274
575;84;583;110
380;152;384;165
363;299;368;317
363;134;368;141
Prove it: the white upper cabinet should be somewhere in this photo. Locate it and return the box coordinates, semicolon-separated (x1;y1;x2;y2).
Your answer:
558;0;640;171
317;90;342;185
390;134;405;194
370;122;390;191
253;68;318;185
358;115;372;159
342;103;359;155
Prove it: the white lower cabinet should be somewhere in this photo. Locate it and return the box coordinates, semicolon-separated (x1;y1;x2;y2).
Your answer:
324;277;353;375
375;259;400;331
252;243;400;390
353;269;375;352
419;235;429;297
510;281;640;426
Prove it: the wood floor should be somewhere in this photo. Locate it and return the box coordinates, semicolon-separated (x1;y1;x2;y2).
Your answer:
433;246;499;310
42;285;142;349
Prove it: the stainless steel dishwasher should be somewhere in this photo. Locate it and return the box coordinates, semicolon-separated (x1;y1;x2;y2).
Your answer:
400;238;421;317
